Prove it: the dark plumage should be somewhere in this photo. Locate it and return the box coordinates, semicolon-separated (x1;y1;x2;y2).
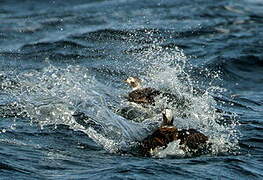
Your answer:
140;126;178;156
124;77;188;106
177;129;208;150
138;109;208;156
127;87;161;104
140;128;208;156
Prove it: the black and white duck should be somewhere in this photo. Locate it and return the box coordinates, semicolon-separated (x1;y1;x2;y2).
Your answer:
139;109;208;156
124;77;188;107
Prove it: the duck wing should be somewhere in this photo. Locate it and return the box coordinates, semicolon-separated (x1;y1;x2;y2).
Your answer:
128;88;161;104
140;127;178;155
178;129;208;149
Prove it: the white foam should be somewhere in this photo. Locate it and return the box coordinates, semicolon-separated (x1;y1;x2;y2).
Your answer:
3;40;239;157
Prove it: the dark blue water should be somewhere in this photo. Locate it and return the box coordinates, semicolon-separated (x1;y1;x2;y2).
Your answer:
1;0;263;179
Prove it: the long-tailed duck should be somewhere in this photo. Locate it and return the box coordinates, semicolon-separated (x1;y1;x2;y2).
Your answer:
124;77;187;106
124;77;161;104
139;109;208;156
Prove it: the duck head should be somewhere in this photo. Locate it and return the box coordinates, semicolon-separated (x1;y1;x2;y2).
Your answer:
162;108;174;127
124;77;142;90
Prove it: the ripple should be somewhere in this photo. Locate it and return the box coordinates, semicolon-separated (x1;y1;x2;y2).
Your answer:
0;0;262;179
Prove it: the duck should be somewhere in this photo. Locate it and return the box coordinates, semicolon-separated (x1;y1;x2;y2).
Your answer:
139;109;208;156
124;77;188;106
123;77;161;104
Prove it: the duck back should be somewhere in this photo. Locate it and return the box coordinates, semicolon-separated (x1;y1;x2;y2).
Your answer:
128;88;161;104
140;127;178;156
178;129;208;149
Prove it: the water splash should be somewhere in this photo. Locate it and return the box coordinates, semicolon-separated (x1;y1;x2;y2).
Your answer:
1;65;160;153
120;33;239;157
0;31;239;157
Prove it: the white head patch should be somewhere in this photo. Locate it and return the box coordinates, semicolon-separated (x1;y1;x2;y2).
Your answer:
163;108;173;123
125;77;142;89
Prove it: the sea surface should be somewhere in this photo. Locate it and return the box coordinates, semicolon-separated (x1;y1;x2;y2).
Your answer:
0;0;263;179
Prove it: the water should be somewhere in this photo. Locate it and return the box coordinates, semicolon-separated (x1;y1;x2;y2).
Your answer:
0;0;262;179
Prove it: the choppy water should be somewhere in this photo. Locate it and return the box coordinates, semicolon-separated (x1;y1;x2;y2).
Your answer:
0;0;263;179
